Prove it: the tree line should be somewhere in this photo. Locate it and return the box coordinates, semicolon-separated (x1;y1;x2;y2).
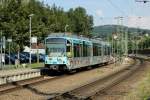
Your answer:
0;0;93;52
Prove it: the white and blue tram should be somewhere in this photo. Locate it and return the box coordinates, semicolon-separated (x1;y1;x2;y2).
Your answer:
44;33;112;71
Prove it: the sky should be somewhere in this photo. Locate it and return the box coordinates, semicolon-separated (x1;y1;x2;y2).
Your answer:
40;0;150;29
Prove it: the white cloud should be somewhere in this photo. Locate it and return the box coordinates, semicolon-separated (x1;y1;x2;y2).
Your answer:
127;16;150;29
95;9;103;17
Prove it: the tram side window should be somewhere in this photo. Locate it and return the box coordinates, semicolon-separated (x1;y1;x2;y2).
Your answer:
98;46;102;56
104;46;106;55
93;44;99;56
79;44;83;57
73;43;80;57
107;47;111;55
104;46;108;55
83;42;88;57
93;45;97;56
83;42;91;57
87;45;91;57
83;45;86;57
96;46;98;56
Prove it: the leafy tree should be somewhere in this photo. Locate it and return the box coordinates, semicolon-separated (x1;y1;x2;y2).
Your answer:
0;0;93;53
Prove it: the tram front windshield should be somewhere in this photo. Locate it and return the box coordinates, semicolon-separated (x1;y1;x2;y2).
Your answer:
46;38;66;57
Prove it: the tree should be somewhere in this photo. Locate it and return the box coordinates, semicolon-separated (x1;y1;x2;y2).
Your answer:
0;0;93;53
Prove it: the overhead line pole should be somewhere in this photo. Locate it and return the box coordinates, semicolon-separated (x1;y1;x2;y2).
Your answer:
114;16;124;63
0;31;2;69
29;14;34;65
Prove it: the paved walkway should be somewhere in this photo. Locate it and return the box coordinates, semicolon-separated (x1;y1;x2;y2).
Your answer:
0;68;40;77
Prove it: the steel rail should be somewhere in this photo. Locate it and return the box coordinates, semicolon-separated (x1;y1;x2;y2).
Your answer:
0;61;115;96
51;59;142;100
0;75;67;95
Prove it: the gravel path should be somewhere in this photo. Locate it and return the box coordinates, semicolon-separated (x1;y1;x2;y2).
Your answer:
0;59;134;100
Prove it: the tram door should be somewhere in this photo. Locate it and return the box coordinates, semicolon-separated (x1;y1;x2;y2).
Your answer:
66;40;72;58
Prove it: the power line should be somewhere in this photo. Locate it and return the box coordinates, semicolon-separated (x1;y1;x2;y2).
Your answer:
126;0;135;14
107;0;127;15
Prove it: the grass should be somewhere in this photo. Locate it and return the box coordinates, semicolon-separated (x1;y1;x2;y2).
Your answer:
137;73;150;100
27;63;44;68
125;71;150;100
2;62;44;70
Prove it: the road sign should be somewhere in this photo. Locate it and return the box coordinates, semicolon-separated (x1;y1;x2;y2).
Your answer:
3;36;5;49
7;38;12;42
31;37;37;43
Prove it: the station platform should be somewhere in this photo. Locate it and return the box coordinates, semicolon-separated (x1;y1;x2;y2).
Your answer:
0;68;41;85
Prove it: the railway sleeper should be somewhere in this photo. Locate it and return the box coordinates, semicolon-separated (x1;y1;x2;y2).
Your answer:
53;92;86;100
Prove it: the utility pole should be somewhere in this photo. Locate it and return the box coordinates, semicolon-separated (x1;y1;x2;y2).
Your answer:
3;36;5;68
0;31;2;69
135;17;141;56
7;38;12;66
120;17;124;58
114;16;124;63
29;14;34;65
125;18;128;58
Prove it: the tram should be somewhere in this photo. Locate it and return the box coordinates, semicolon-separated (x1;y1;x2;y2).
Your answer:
44;33;112;72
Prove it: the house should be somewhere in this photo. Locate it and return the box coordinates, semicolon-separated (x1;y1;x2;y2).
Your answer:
24;43;45;54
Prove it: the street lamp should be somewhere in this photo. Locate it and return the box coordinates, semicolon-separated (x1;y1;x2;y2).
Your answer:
29;14;34;65
145;33;149;49
7;38;12;66
113;33;118;63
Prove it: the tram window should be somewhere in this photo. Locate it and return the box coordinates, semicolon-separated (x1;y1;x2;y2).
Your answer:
98;47;102;56
108;47;111;55
73;43;80;57
93;44;96;56
83;42;87;57
104;46;106;55
96;46;98;56
83;42;91;57
80;44;83;57
104;46;107;55
93;43;99;56
87;45;91;57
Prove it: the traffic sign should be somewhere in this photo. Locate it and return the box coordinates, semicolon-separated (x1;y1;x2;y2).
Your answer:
31;37;37;43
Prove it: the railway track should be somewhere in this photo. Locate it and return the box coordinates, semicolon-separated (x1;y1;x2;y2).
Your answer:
51;59;142;100
0;62;113;96
0;67;103;95
0;59;137;99
0;74;67;95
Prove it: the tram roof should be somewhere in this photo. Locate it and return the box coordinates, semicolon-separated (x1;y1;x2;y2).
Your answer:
47;33;110;46
47;33;90;41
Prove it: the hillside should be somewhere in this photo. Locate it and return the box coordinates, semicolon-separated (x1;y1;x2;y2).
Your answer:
92;25;150;37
